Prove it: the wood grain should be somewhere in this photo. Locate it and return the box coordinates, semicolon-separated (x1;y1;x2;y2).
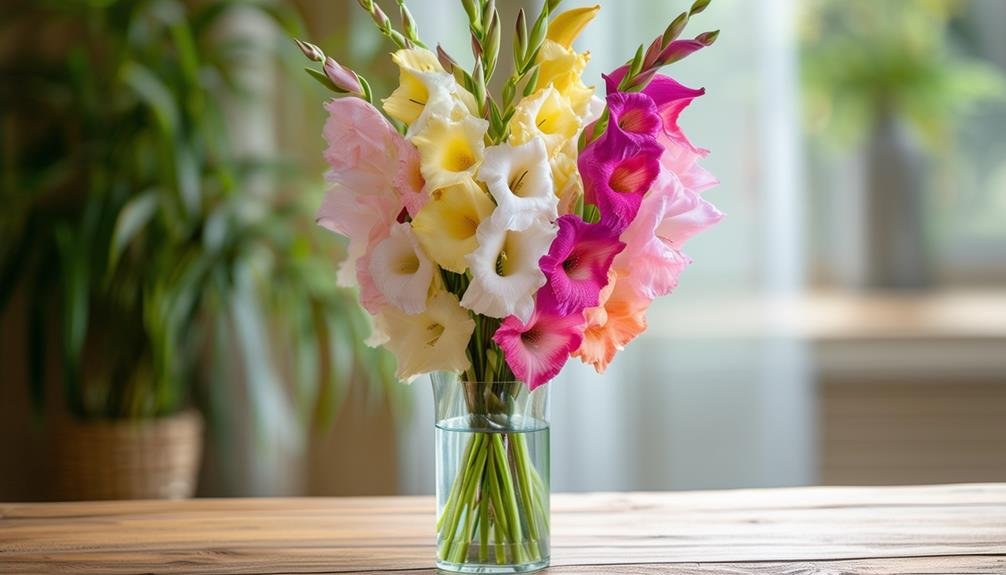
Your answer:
2;484;1005;574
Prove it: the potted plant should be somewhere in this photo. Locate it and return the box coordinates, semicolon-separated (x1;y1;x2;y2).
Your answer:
801;0;1004;288
0;0;392;500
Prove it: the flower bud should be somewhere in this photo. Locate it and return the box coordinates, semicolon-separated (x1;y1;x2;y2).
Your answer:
294;39;324;62
324;56;363;96
436;44;458;73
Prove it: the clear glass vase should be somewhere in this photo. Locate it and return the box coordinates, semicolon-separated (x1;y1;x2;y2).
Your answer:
431;371;550;573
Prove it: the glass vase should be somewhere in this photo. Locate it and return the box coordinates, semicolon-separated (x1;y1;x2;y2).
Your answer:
431;371;550;573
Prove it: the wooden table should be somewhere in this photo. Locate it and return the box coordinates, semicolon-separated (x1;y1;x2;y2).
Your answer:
2;484;1005;574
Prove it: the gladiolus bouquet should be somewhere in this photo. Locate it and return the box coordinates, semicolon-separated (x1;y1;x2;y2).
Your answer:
299;0;720;570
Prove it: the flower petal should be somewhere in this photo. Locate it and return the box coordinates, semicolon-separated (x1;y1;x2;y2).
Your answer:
538;215;625;315
368;222;435;314
478;138;558;231
375;291;475;382
573;271;649;373
509;87;581;156
579;127;662;233
462;215;556;323
413;113;489;191
411;179;495;273
493;294;585;390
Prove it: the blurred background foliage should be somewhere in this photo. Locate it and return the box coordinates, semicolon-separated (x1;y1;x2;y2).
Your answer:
800;0;1004;149
0;0;395;423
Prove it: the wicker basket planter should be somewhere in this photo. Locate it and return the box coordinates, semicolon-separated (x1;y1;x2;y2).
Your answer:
51;410;203;501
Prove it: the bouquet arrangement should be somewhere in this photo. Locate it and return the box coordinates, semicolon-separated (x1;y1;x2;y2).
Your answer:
298;0;720;571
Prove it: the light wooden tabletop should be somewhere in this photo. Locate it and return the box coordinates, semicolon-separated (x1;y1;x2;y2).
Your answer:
2;484;1005;574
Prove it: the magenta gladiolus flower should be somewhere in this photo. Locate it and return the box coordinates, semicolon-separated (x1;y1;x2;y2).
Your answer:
604;91;662;147
579;127;662;234
605;70;711;183
538;215;625;316
492;293;585;390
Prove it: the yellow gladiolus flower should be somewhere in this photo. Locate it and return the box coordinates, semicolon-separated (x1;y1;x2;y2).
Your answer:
509;87;580;156
412;113;489;190
546;5;600;49
536;40;595;118
550;142;584;215
535;5;599;119
383;48;476;135
383;48;443;125
411;180;495;273
374;291;475;383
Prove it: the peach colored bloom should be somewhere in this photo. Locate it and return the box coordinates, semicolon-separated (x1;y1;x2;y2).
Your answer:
573;271;650;374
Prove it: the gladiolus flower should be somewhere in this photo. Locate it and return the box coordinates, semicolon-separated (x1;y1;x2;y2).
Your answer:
538;215;625;315
375;291;476;382
413;113;489;191
509;87;580;156
478;139;558;231
533;5;600;120
411;180;495;273
493;293;585;390
368;222;436;314
605;69;710;180
573;271;649;374
317;98;413;287
383;48;477;136
605;91;663;147
614;169;723;299
579;127;662;234
536;40;595;119
462;215;557;323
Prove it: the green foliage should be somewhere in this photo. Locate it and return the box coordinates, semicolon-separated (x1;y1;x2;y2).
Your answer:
0;0;394;422
800;0;1005;149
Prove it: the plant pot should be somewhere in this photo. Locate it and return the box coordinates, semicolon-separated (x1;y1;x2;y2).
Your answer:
432;371;550;573
51;410;203;501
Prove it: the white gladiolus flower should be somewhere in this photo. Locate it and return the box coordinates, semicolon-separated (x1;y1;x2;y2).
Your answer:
368;222;435;314
461;214;557;323
478;138;558;231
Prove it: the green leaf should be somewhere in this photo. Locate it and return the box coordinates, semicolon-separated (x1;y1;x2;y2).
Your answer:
54;225;88;417
306;66;345;93
121;61;179;138
109;190;159;268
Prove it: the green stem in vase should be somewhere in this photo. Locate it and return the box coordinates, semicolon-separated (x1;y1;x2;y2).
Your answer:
491;433;531;562
437;432;479;532
438;434;487;560
479;467;490;563
509;436;541;559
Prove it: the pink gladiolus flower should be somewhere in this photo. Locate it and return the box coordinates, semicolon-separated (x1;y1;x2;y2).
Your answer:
538;215;625;316
579;126;662;234
492;293;585;390
316;98;425;290
614;169;723;300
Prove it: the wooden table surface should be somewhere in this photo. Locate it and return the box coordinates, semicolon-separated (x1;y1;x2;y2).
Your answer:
2;484;1005;574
